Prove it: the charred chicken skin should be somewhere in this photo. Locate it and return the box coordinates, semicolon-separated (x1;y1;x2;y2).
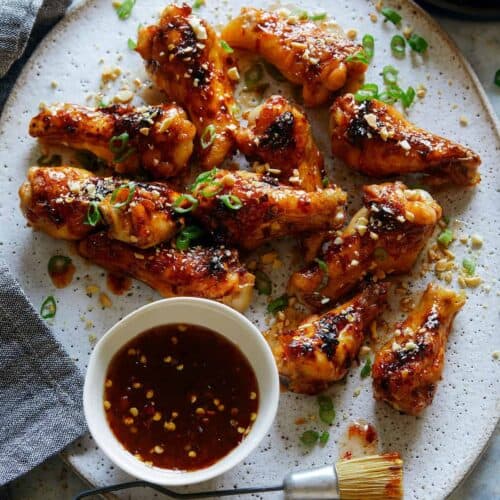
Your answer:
136;4;238;168
289;182;442;309
266;283;388;394
189;168;347;250
221;8;367;107
29;103;196;179
19;166;183;248
236;95;325;191
78;232;255;312
372;284;465;415
330;94;481;186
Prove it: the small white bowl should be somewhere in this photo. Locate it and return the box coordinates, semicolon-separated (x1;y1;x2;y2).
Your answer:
83;297;280;486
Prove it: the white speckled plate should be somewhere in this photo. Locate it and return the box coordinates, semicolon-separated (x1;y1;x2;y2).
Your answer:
0;1;499;499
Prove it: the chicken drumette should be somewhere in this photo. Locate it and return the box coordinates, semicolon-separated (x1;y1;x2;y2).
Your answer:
266;283;388;394
29;103;196;179
222;8;367;106
289;182;442;309
330;94;481;186
137;4;239;168
372;284;465;415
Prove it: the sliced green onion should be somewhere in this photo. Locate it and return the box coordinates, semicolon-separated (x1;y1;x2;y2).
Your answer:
75;150;104;171
382;65;398;85
255;270;272;296
377;91;398;104
40;296;56;319
176;225;203;251
173;194;199;214
317;395;335;425
200;124;216;149
98;99;109;108
109;132;130;154
219;40;234;53
263;62;286;82
319;431;330;445
374;247;388;261
127;38;137;50
401;86;416;108
390;35;406;57
408;34;428;53
360;357;372;378
354;83;379;102
315;258;328;273
290;8;309;20
244;63;264;89
462;258;476;276
267;294;288;314
37;154;62;166
311;12;327;21
190;167;218;191
200;181;223;198
322;176;329;188
192;0;205;8
362;34;375;62
381;7;402;25
48;255;72;275
345;50;370;65
230;103;241;118
495;69;500;87
114;0;136;20
111;182;136;209
300;430;319;446
442;215;450;226
437;228;454;247
220;194;242;210
85;201;101;226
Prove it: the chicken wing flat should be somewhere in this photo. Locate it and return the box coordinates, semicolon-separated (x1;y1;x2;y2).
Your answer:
136;4;238;168
78;232;255;312
190;168;347;250
29;103;196;179
221;8;367;107
289;182;442;309
236;95;325;191
372;284;465;415
330;94;481;186
266;283;388;394
19;166;183;248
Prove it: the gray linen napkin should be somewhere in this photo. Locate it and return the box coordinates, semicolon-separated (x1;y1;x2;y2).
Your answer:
0;262;86;485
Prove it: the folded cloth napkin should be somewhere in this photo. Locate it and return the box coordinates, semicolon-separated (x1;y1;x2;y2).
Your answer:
0;261;86;485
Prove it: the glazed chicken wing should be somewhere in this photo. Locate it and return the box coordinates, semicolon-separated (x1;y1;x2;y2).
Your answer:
266;283;388;394
136;4;238;168
78;232;254;312
236;95;325;191
330;94;481;186
19;166;183;248
222;8;367;107
190;168;347;250
372;284;465;415
29;103;196;179
289;182;441;309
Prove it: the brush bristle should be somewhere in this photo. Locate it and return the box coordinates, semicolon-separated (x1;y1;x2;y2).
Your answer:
336;453;403;500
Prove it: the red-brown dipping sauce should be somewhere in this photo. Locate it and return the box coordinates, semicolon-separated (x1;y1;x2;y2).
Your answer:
104;324;259;471
48;255;75;288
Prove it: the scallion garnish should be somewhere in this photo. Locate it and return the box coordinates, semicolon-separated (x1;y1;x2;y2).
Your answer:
381;7;402;25
315;258;328;273
319;431;330;445
310;12;327;21
85;201;101;226
40;296;57;319
374;247;388;261
244;63;264;89
495;69;500;88
382;65;399;85
354;83;379;102
317;395;335;425
75;150;105;171
345;50;370;65
360;357;372;378
114;0;136;20
176;225;203;251
401;86;416;108
300;430;319;446
390;35;406;57
173;194;199;214
437;228;454;247
109;132;130;154
200;124;216;149
219;40;233;54
127;38;137;50
37;154;62;166
362;34;375;63
48;255;72;275
219;194;242;210
200;181;223;198
255;270;272;296
98;99;109;108
290;8;309;20
110;182;136;209
190;167;218;192
408;33;428;53
267;294;288;314
192;0;205;8
322;176;329;188
462;258;476;276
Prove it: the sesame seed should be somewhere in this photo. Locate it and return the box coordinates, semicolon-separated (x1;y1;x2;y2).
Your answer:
140;355;147;364
146;390;154;399
154;445;164;454
249;391;257;400
127;348;136;356
164;421;176;431
132;382;142;389
123;417;134;426
105;379;112;388
188;450;197;458
163;356;172;363
237;427;246;434
129;407;139;417
176;364;184;371
153;412;162;421
103;400;111;410
195;407;205;415
250;412;257;421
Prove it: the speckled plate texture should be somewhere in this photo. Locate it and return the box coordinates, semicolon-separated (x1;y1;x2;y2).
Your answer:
0;1;498;499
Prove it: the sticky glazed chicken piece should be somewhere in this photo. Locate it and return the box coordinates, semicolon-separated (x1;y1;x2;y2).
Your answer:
29;104;196;179
289;182;442;310
189;168;347;250
236;95;325;191
78;232;255;312
266;283;388;394
372;284;465;415
136;4;238;168
222;8;367;107
330;94;481;186
19;166;183;248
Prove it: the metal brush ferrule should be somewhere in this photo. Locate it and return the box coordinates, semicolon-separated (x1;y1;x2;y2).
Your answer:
283;464;340;499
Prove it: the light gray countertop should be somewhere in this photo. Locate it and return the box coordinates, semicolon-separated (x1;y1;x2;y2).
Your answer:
6;13;500;500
